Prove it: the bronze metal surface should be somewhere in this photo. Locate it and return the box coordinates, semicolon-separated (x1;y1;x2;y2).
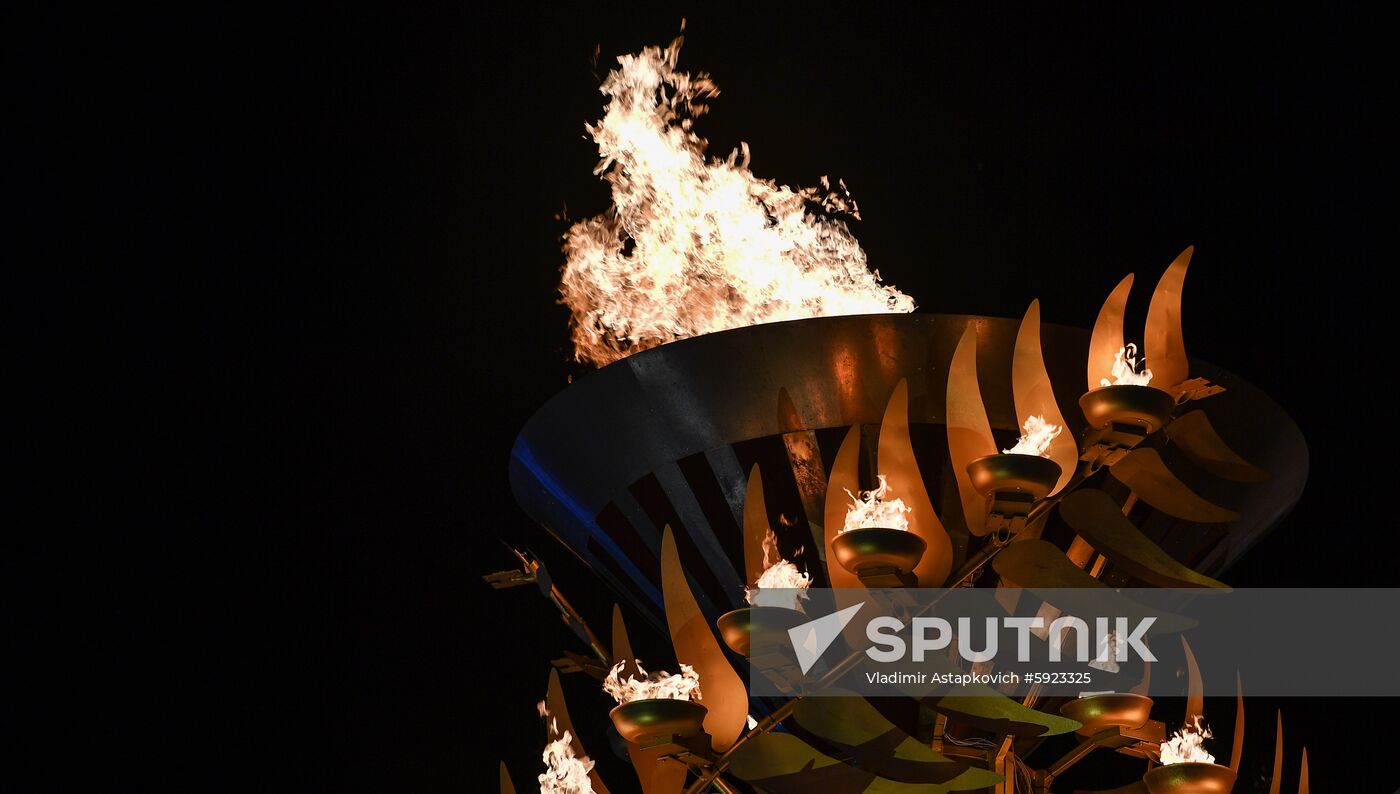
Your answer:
1110;448;1239;523
1012;301;1078;493
966;453;1062;500
1079;384;1177;434
830;527;928;576
715;606;806;658
661;526;748;751
1059;694;1155;735
1165;410;1269;482
1088;274;1135;391
1144;247;1194;389
878;379;954;585
609;698;709;746
510;314;1305;631
1143;762;1237;794
1058;490;1229;589
823;425;865;589
499;761;516;794
742;464;770;585
946;323;998;536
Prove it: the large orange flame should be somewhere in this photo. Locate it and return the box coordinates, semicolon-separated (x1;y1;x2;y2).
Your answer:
560;32;915;366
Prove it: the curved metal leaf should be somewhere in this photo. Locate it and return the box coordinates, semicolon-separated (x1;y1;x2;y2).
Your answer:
1298;747;1309;794
1269;711;1283;794
743;464;771;585
499;761;516;794
793;694;981;784
1145;246;1193;389
1110;448;1239;523
824;425;865;589
1013;301;1078;494
661;526;748;752
1230;671;1245;773
1088;274;1135;392
946;324;996;536
728;732;1000;793
879;379;953;586
1182;636;1203;727
1058;490;1230;589
992;540;1195;634
1165;410;1269;482
611;606;684;794
546;668;612;794
931;694;1082;737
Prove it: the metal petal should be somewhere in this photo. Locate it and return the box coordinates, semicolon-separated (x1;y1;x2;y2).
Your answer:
946;324;996;536
992;539;1195;634
878;379;954;586
499;761;516;794
1182;636;1203;728
727;733;999;793
1088;273;1135;392
1230;671;1245;773
1165;410;1269;482
1298;747;1309;794
1110;448;1240;523
1013;301;1078;494
792;694;976;784
743;464;770;586
661;525;748;752
1058;490;1230;589
824;425;865;589
611;605;685;793
931;694;1082;737
546;668;612;794
1269;711;1283;794
1145;246;1194;389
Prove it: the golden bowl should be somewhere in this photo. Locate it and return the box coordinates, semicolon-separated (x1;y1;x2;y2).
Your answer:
830;527;927;576
609;698;708;745
966;453;1062;500
1143;762;1237;794
1058;693;1154;735
1079;384;1177;434
715;606;808;657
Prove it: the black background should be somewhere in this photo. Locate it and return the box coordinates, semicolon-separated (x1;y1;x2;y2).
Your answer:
16;2;1396;791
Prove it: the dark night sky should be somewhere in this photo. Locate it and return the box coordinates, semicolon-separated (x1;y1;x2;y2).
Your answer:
15;2;1397;791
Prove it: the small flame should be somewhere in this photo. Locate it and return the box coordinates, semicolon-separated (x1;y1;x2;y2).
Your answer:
745;529;810;610
1003;415;1063;457
536;702;597;794
1100;343;1154;387
841;475;912;532
559;33;916;367
1160;716;1216;765
603;660;702;704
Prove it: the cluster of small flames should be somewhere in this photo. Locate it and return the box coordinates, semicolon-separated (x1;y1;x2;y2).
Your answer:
537;702;596;794
559;31;914;367
1159;715;1216;765
1102;343;1154;387
602;659;703;704
745;528;810;611
842;474;912;532
1002;414;1062;457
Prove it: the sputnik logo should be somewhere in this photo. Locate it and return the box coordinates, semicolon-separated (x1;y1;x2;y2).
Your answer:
788;603;865;674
